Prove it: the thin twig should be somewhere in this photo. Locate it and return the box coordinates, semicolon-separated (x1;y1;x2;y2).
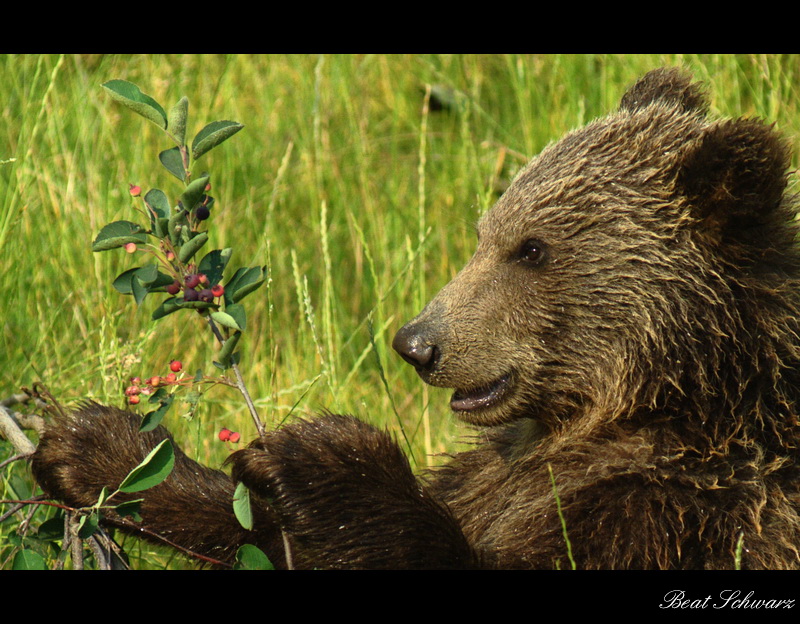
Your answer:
206;315;266;438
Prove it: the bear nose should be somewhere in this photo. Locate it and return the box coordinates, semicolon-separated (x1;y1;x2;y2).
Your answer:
392;323;438;372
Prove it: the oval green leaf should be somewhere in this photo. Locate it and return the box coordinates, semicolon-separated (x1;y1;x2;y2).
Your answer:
144;188;170;221
192;120;244;160
210;310;243;331
179;176;210;212
77;511;100;539
140;394;174;433
112;267;139;294
178;231;209;264
168;96;189;146
152;297;181;320
217;330;242;367
12;549;48;570
114;499;143;522
233;482;253;530
159;146;187;182
227;266;267;303
102;80;167;130
92;220;147;252
118;438;175;493
198;248;233;287
234;544;274;570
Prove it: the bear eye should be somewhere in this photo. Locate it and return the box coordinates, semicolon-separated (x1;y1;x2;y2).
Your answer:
516;238;547;267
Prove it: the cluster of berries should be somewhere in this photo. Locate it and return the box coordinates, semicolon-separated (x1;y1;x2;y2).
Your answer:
124;360;184;405
218;428;241;443
166;272;225;303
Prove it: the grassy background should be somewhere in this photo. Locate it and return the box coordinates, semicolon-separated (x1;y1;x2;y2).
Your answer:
2;54;800;568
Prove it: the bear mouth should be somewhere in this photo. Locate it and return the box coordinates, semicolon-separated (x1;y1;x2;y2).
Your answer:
450;373;513;413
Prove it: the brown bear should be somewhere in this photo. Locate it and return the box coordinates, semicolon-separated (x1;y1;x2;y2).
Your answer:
30;67;800;569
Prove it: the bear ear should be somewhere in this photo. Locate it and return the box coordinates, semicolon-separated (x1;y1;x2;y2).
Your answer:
676;118;791;231
620;67;708;115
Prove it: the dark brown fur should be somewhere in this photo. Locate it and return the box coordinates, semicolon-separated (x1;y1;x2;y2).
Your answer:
31;68;800;568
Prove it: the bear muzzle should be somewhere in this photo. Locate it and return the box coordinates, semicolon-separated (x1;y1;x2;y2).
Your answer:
393;319;516;417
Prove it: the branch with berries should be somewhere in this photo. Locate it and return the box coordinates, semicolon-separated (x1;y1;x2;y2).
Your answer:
93;81;267;438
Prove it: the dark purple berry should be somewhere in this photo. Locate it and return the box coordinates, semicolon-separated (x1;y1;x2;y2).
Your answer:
183;288;199;302
195;206;210;221
166;280;181;295
185;274;201;289
198;288;214;302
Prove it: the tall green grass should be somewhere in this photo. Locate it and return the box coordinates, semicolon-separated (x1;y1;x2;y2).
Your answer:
2;54;800;568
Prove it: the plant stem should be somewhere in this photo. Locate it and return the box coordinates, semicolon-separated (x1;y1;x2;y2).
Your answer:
206;316;266;438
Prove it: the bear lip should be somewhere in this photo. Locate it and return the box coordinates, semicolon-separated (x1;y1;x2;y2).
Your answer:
450;373;512;413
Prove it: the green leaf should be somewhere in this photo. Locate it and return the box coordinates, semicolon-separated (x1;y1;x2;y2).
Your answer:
179;175;210;213
152;297;181;320
167;206;189;245
148;271;178;291
225;303;246;331
140;394;174;432
176;299;215;310
217;330;242;368
147;387;169;404
135;263;158;285
102;80;167;130
77;512;99;539
112;267;139;294
192;120;244;160
178;231;208;264
118;438;175;493
210;310;243;331
168;96;189;146
225;266;267;303
92;220;147;252
159;146;187;182
12;549;48;570
234;544;274;570
144;189;171;226
37;517;65;541
114;499;143;522
95;486;110;508
198;248;233;287
233;482;253;530
131;272;148;306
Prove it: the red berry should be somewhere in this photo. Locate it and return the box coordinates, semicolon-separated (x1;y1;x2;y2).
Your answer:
218;428;232;442
185;274;201;289
128;395;141;405
124;385;140;397
166;280;181;295
166;250;176;262
205;183;211;191
228;431;241;443
211;284;225;297
130;376;141;385
124;242;137;253
148;376;161;387
198;274;209;285
169;360;183;372
129;184;141;197
165;372;177;383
